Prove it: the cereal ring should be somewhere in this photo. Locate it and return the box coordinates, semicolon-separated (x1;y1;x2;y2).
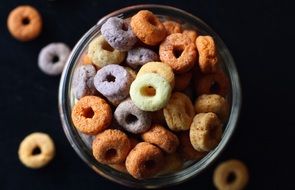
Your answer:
81;53;93;65
195;71;229;97
7;5;42;41
87;35;125;67
114;99;152;134
38;43;71;75
71;96;112;135
189;113;222;152
163;92;195;131
213;160;249;190
196;35;218;73
163;20;182;35
130;10;166;46
137;61;175;88
159;153;183;175
141;124;179;153
159;33;197;73
101;17;137;51
183;29;198;42
195;94;229;122
92;129;131;164
125;142;164;179
18;132;55;169
174;70;193;91
130;73;172;111
94;64;133;105
177;132;206;161
126;47;159;68
72;64;97;99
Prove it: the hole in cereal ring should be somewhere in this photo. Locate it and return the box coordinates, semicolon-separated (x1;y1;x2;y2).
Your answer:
173;47;184;58
140;86;156;97
105;148;117;160
32;146;41;155
226;171;236;184
125;114;138;124
52;55;60;63
105;74;116;82
210;81;220;94
82;107;95;118
102;42;114;52
144;160;156;170
22;17;30;25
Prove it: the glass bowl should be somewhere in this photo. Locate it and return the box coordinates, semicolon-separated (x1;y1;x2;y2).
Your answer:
58;4;241;188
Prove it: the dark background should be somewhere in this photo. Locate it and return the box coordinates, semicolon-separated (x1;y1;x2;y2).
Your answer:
0;0;294;189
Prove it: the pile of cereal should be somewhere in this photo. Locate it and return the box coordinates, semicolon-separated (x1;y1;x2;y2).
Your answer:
71;10;230;180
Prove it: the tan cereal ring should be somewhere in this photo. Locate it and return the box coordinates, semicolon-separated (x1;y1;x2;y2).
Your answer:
125;142;164;179
92;129;131;164
163;92;195;131
163;20;182;35
189;112;222;152
183;29;198;42
130;10;166;46
18;132;55;169
71;96;112;135
136;61;175;88
159;33;197;73
196;35;218;73
7;5;42;41
141;124;179;153
195;94;229;122
213;159;249;190
174;70;193;91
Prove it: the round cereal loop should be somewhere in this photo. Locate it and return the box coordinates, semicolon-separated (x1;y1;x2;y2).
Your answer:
126;47;159;69
195;94;229;122
130;73;172;111
72;64;97;100
101;17;137;51
114;98;152;134
7;5;42;41
189;112;222;152
137;61;175;88
183;29;198;42
92;129;131;164
213;159;249;190
87;35;125;67
94;64;133;105
38;43;71;75
125;142;164;179
195;71;229;97
18;132;55;169
159;33;197;73
163;92;195;131
163;20;182;35
159;153;183;175
177;132;206;161
174;70;193;91
130;10;166;46
71;96;112;135
141;124;179;153
196;35;218;73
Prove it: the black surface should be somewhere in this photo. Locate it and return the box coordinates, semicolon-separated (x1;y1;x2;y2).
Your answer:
0;0;294;189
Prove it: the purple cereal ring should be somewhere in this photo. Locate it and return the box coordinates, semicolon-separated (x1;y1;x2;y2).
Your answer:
94;64;132;104
126;47;159;69
38;43;71;75
72;64;97;99
101;17;137;51
114;98;151;134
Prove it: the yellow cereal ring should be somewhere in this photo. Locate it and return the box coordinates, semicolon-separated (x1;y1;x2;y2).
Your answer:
87;35;125;67
130;73;172;111
136;61;175;88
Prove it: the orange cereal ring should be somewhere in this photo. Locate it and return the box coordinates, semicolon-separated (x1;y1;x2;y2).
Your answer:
81;52;93;65
71;96;112;135
159;33;197;73
130;10;166;46
177;132;206;161
7;5;42;41
196;35;218;73
125;142;164;179
195;70;230;97
163;20;182;35
183;29;198;42
141;124;179;153
174;70;193;91
92;129;131;164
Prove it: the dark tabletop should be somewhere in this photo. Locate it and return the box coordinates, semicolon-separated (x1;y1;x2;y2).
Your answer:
0;0;294;189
